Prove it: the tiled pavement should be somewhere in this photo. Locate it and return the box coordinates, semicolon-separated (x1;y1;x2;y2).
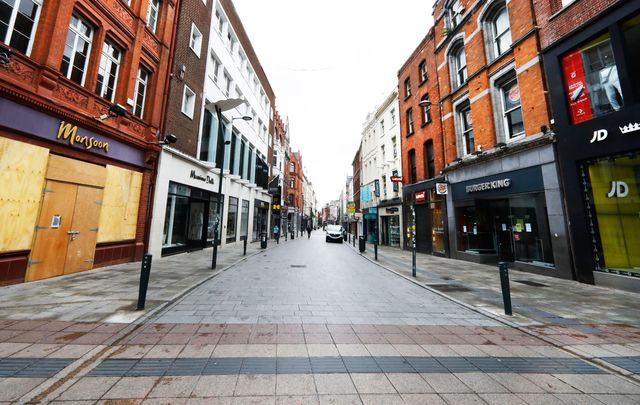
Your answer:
1;233;640;403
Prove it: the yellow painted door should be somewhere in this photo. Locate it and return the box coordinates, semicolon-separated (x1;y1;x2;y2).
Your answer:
26;181;77;281
64;185;103;274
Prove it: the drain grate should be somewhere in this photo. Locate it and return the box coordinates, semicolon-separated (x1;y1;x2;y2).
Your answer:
514;280;548;287
426;284;471;292
290;265;307;268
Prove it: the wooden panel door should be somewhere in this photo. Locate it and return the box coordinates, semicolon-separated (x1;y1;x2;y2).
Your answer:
26;181;78;281
64;185;104;274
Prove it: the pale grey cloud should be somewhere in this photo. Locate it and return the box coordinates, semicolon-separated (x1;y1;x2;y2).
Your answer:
233;0;434;205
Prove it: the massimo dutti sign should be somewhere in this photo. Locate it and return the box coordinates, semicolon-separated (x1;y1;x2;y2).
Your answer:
451;166;544;200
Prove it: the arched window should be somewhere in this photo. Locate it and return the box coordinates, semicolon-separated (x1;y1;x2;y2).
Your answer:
449;42;467;89
421;94;431;125
482;2;512;61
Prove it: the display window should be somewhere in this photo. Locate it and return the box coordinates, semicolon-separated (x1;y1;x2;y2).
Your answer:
455;194;555;266
561;32;623;124
586;154;640;276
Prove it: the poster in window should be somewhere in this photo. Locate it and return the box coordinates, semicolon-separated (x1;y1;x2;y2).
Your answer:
562;49;593;124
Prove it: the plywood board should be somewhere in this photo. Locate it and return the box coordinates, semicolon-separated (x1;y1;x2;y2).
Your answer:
97;165;143;242
46;154;106;187
0;138;49;251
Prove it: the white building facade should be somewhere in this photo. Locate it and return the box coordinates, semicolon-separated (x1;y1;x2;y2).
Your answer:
360;89;403;247
149;0;273;258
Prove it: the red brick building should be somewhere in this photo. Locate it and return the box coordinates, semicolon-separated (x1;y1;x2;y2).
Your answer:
535;0;640;290
0;0;176;285
398;0;573;278
287;150;303;233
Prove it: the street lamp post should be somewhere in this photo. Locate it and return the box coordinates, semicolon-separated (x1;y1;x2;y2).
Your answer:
206;98;246;269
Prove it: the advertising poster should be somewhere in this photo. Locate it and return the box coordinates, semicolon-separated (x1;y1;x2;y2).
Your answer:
562;48;592;124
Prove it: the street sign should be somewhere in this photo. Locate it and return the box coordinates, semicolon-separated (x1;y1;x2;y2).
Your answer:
390;175;403;182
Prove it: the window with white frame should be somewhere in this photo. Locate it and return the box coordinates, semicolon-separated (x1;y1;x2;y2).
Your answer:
223;71;232;96
95;41;122;102
290;162;295;173
215;9;224;34
209;51;220;81
419;60;428;83
146;0;160;33
406;108;414;135
498;74;524;140
457;102;474;156
181;85;195;119
445;0;463;29
450;42;467;89
421;94;431;124
483;3;512;61
392;136;398;158
0;0;42;55
390;108;396;125
404;77;411;98
189;23;202;56
133;66;150;118
60;14;93;86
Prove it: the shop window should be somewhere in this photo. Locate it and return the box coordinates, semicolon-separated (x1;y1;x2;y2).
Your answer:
562;32;623;124
456;101;474;156
133;66;150;118
240;199;250;240
226;196;238;243
408;149;416;183
163;182;190;248
622;14;640;100
146;0;160;34
60;14;93;86
0;0;41;55
207;194;220;241
585;154;640;276
456;195;555;266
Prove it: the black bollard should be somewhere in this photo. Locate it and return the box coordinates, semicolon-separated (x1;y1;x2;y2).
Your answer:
374;242;378;261
499;262;513;315
243;236;247;255
352;234;355;247
137;254;153;310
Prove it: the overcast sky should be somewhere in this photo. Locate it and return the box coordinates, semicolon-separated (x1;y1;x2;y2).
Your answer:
233;0;434;206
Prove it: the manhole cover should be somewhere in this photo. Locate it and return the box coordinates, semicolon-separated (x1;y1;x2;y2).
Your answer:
426;284;471;292
290;265;307;268
514;280;548;287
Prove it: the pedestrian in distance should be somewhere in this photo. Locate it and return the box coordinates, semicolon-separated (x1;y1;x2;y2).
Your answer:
306;224;312;239
273;224;280;244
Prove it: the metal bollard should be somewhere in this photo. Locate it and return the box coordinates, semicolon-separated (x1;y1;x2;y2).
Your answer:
243;236;247;255
137;254;153;310
374;242;378;261
499;262;513;315
352;234;355;247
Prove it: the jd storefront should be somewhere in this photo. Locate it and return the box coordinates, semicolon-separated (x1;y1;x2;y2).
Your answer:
446;148;573;278
543;0;640;290
402;179;447;256
0;98;148;285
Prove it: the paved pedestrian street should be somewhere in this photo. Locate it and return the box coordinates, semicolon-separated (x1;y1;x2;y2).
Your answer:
1;233;639;404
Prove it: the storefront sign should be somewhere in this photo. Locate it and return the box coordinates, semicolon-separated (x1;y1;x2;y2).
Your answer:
0;98;144;167
465;178;511;193
607;181;629;198
620;122;640;134
57;121;109;152
415;191;426;202
590;129;608;143
385;207;399;213
189;170;214;185
562;48;592;124
390;175;403;182
436;183;448;195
